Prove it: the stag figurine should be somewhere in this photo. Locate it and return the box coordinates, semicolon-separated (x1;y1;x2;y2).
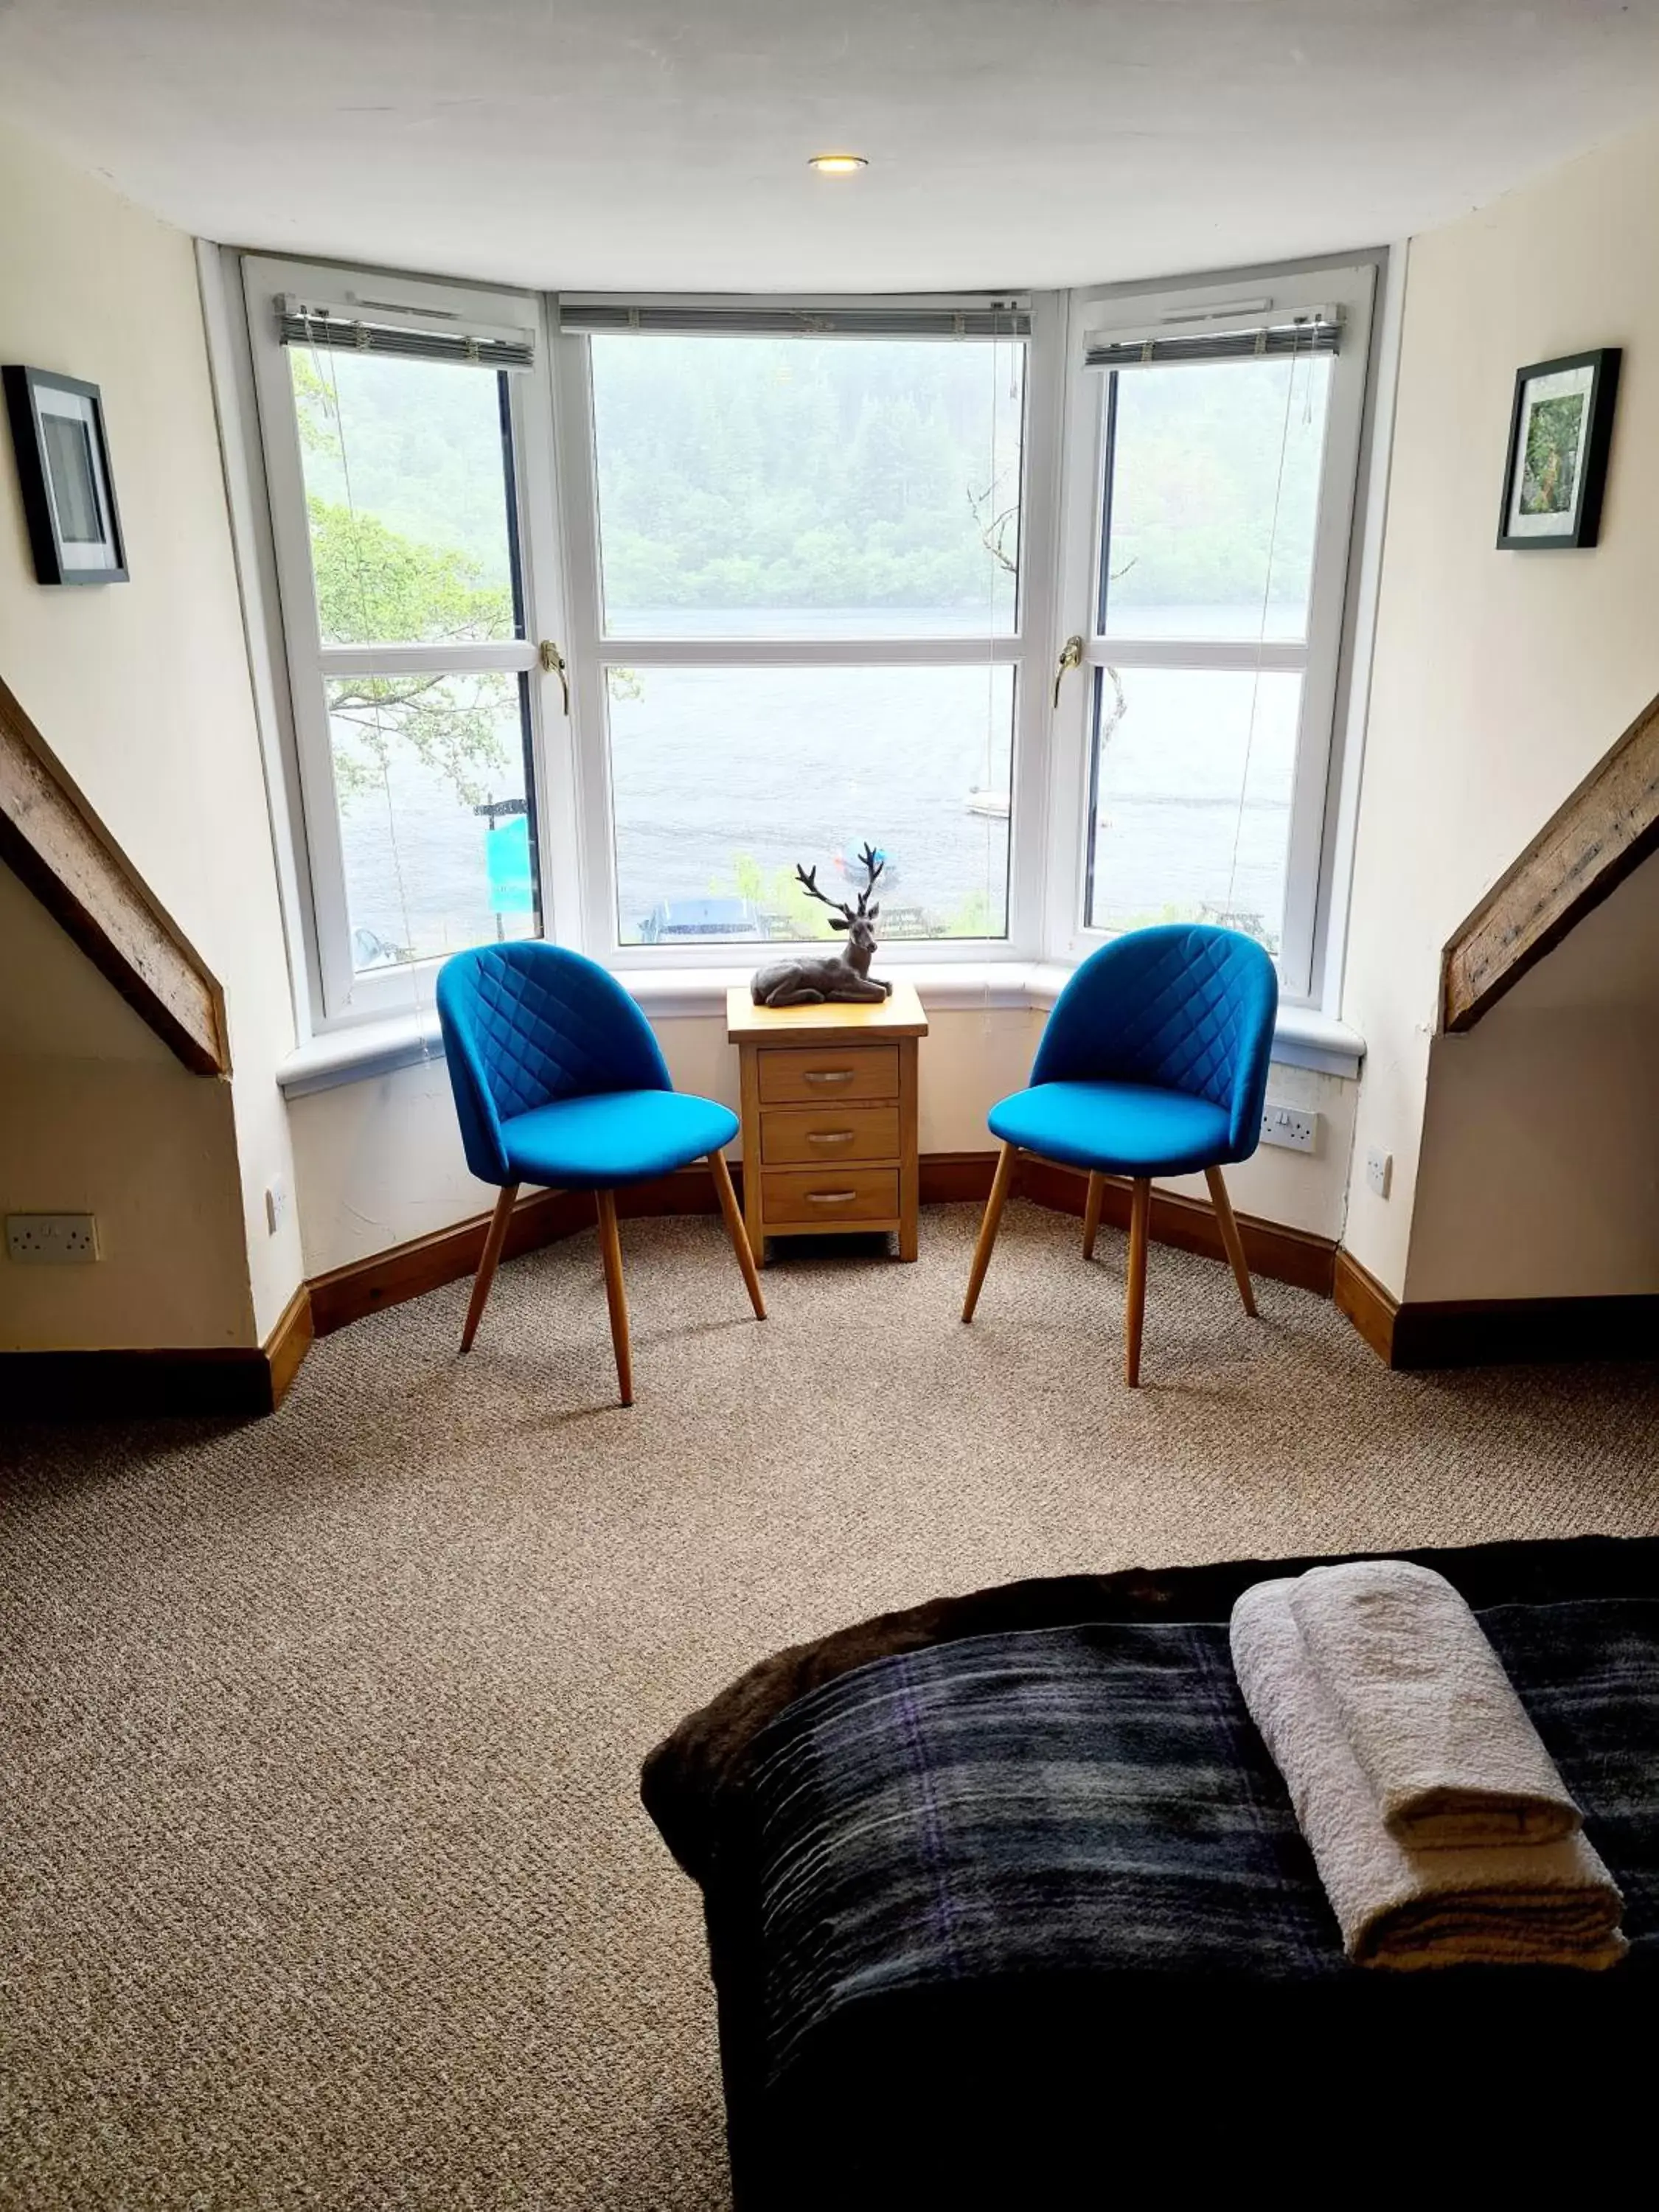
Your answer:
749;843;895;1006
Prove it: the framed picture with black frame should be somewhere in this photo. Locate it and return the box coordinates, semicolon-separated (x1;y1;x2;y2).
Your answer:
3;365;128;585
1496;347;1620;551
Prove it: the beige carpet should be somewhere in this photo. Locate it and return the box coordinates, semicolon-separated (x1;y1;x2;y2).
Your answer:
4;1199;1658;2209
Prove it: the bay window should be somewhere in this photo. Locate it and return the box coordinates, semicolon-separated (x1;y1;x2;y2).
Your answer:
236;254;1377;1049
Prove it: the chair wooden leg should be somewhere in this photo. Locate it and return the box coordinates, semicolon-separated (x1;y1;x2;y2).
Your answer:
709;1151;765;1319
595;1189;633;1407
1082;1172;1105;1262
1124;1176;1151;1387
962;1144;1019;1322
459;1183;519;1353
1205;1165;1258;1318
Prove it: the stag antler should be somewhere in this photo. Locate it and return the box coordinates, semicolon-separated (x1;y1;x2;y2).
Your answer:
796;862;857;930
855;841;885;915
795;863;847;914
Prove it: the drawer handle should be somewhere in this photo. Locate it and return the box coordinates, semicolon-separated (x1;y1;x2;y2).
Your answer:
804;1189;859;1206
802;1068;856;1085
807;1130;856;1145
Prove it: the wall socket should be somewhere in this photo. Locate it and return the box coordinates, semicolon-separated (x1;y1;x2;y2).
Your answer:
265;1176;291;1235
7;1213;100;1264
1259;1103;1318;1155
1366;1148;1393;1199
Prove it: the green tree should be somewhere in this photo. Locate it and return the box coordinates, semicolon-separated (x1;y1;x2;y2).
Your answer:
292;355;515;807
717;854;838;939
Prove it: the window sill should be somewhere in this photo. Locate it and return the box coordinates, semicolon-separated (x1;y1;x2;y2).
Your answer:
276;962;1365;1099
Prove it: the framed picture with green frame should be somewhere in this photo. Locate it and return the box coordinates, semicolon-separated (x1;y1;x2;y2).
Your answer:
1496;347;1621;551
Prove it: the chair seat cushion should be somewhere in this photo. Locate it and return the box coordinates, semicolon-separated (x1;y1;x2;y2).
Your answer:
501;1089;739;1189
988;1079;1234;1176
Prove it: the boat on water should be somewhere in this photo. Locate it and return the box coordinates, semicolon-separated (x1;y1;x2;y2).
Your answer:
964;787;1010;818
832;845;898;891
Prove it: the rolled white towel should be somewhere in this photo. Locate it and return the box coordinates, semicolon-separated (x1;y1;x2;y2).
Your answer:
1231;1577;1627;1970
1287;1559;1581;1847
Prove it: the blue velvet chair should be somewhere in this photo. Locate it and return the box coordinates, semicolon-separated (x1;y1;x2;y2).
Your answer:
436;942;764;1403
961;925;1278;1385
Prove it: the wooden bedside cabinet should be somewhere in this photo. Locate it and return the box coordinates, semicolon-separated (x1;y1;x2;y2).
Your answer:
726;981;929;1263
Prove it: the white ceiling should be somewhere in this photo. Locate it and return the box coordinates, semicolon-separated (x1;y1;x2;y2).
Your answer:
3;1;1659;293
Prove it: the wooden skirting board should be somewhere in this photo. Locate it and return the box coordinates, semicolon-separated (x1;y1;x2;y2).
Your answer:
307;1166;728;1336
13;1166;1648;1417
1335;1248;1658;1369
0;1281;314;1421
307;1150;1336;1341
1012;1154;1338;1297
1332;1249;1399;1364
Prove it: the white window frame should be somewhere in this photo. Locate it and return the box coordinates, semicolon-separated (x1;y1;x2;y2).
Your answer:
552;293;1067;968
1044;260;1377;1003
243;255;571;1028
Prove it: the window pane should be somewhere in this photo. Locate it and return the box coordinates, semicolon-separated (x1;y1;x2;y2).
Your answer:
327;671;538;972
1085;667;1300;954
606;664;1012;944
291;350;520;645
589;337;1025;639
1101;357;1330;643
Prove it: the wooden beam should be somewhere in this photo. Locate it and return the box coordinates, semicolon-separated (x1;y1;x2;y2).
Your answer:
1441;687;1659;1033
0;674;227;1075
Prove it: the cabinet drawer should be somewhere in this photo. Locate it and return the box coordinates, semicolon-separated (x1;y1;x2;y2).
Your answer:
757;1044;900;1105
760;1104;900;1166
762;1167;900;1225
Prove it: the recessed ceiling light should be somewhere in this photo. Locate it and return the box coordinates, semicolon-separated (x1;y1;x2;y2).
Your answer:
808;153;868;175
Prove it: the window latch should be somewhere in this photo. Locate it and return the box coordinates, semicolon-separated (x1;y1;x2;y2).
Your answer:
538;639;571;714
1053;633;1084;710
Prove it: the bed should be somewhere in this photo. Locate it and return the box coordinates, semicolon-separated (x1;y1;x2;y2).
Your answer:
641;1536;1659;2206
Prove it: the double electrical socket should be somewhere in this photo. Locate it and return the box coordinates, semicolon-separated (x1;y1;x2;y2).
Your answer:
6;1213;100;1264
1259;1103;1318;1155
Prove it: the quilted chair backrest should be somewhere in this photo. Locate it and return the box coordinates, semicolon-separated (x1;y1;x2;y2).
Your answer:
1031;925;1278;1156
436;942;672;1185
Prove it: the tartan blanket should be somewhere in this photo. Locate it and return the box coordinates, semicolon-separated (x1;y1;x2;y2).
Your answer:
745;1600;1659;2087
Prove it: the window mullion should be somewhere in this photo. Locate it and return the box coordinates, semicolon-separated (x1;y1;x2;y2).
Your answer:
553;327;620;963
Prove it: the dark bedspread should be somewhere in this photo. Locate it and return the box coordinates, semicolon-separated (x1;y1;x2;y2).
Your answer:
748;1602;1659;2090
642;1539;1659;2205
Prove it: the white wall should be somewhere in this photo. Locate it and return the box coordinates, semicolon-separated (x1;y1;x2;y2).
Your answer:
1342;112;1659;1300
0;119;302;1345
290;1001;1354;1277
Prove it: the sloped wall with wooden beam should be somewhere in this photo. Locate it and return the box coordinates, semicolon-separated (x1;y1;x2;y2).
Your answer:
0;858;257;1352
1409;845;1659;1303
0;673;229;1075
1441;688;1659;1034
